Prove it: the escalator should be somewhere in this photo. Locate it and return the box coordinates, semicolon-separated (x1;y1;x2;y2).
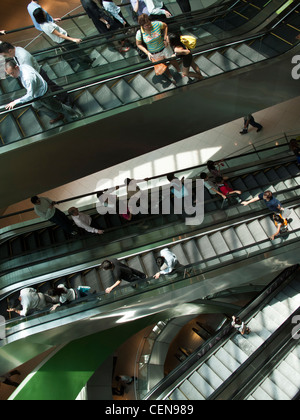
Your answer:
1;168;300;377
1;144;299;289
0;0;298;146
0;0;284;100
143;265;300;400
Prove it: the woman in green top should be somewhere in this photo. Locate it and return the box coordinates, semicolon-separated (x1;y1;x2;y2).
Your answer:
136;13;181;84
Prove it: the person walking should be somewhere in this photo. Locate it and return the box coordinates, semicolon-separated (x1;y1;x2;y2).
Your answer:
31;196;78;235
240;113;263;134
4;61;80;124
101;258;146;293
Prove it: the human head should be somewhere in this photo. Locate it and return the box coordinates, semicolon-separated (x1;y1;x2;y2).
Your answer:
156;256;168;270
273;214;282;223
168;33;183;48
138;14;152;31
33;8;47;24
167;173;176;182
207;160;215;170
263;191;273;201
215;176;223;185
68;207;79;216
5;60;20;78
200;172;208;181
101;260;114;270
31;195;41;205
0;42;15;58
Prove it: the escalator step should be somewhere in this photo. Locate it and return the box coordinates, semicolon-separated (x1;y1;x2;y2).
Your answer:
92;84;122;110
0;113;22;144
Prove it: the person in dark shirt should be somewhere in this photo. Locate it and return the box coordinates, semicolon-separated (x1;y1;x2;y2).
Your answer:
241;190;282;213
101;258;146;293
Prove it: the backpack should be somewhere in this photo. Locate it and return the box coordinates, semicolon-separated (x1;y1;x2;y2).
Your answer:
180;35;197;50
273;214;288;233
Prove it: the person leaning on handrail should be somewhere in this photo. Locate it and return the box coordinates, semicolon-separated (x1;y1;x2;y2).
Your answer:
136;13;181;85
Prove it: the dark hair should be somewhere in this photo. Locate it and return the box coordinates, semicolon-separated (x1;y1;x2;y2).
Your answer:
215;176;223;184
273;214;282;222
0;42;14;54
167;173;176;182
200;172;208;180
33;8;47;24
168;33;185;49
31;195;39;204
235;317;242;325
5;59;17;70
263;190;273;200
101;260;113;270
207;160;215;171
138;13;151;27
156;256;165;268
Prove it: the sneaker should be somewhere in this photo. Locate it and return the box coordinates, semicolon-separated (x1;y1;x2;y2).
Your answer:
240;130;248;135
257;126;263;132
71;231;78;236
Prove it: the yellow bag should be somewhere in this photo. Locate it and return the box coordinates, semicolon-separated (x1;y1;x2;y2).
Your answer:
180;35;197;50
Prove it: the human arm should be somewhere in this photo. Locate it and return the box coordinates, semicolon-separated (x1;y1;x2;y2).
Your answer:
241;196;260;206
269;224;281;241
105;280;121;294
136;38;153;60
52;29;82;44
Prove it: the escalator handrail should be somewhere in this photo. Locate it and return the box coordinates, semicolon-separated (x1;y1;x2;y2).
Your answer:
2;203;300;329
0;156;299;270
0;138;296;222
142;264;300;400
208;305;300;400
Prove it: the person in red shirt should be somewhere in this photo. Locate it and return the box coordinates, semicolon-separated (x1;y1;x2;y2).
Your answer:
215;176;241;197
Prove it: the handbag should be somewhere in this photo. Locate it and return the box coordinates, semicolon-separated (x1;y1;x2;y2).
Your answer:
151;57;168;75
180;35;197;50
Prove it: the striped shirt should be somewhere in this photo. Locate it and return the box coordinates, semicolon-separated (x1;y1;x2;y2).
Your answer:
136;21;164;53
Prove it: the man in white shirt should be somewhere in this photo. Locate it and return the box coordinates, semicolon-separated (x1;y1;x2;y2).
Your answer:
144;0;172;20
4;61;80;123
68;207;104;235
31;196;78;235
0;42;69;104
7;288;53;317
153;248;179;279
27;0;61;31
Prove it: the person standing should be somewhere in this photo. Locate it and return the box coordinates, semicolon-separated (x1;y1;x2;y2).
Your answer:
27;0;61;31
136;14;181;85
68;207;104;235
153;248;179;279
240;113;263;134
33;8;94;70
176;0;191;13
81;0;113;34
0;42;69;105
31;196;78;235
4;61;80;124
7;288;54;317
101;258;146;293
168;32;204;81
144;0;172;22
241;190;283;213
